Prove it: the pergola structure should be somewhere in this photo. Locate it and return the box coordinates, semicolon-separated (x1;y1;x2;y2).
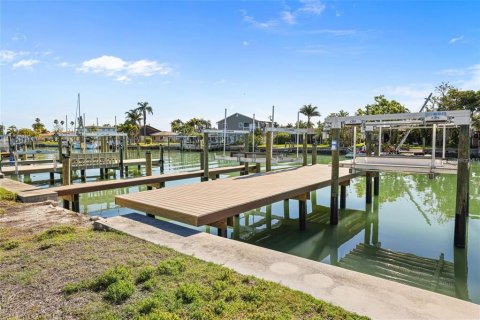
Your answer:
324;110;471;248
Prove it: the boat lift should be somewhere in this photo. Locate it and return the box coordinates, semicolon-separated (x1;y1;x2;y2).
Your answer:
324;110;471;174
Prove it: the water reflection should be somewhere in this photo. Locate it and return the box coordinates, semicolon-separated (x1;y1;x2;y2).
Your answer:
238;185;477;303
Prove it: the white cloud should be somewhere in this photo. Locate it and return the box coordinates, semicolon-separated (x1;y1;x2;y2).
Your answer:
78;55;126;74
12;33;27;41
281;11;296;25
56;61;72;68
241;10;277;29
127;59;171;76
298;0;326;15
242;41;249;46
437;64;480;91
0;50;29;62
78;55;171;81
450;36;464;44
457;64;480;90
12;59;39;69
115;75;131;83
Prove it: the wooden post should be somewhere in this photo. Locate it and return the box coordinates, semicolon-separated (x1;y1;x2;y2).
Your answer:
366;172;373;204
243;161;249;175
284;199;290;219
119;145;124;177
22;144;27;161
81;169;86;181
100;168;104;179
366;131;372;157
72;194;80;213
200;151;204;170
255;162;261;173
330;128;340;225
312;142;317;165
146;151;153;190
266;131;272;172
62;155;71;209
299;200;306;231
373;172;380;196
49;172;55;185
202;132;209;182
266;205;272;230
160;145;164;174
454;125;470;248
233;214;240;240
58;136;63;162
340;185;347;209
302;133;308;166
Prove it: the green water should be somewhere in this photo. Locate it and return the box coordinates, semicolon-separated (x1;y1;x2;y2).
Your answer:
11;149;480;304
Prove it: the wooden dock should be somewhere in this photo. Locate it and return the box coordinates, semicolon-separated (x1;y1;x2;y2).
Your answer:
115;164;363;228
51;165;255;197
1;158;159;175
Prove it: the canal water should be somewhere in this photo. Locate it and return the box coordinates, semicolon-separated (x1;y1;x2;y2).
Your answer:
11;149;480;304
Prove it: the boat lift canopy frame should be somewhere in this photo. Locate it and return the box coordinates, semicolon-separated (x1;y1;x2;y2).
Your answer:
324;110;471;172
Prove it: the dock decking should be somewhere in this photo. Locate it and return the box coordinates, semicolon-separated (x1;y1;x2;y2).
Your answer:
51;165;255;197
115;164;364;227
1;158;159;175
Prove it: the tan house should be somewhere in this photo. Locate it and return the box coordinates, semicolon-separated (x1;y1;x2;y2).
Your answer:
150;131;179;143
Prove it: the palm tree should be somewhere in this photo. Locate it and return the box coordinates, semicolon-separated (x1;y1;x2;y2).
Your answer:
170;119;184;133
136;102;153;141
125;109;142;143
299;104;320;128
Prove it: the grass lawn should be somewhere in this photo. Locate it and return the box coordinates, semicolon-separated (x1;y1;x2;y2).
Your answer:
0;205;368;320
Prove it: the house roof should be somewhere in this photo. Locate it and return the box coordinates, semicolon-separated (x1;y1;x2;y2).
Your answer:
217;113;272;124
139;125;161;136
150;131;178;137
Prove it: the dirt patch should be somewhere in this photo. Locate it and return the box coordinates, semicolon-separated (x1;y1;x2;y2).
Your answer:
0;200;91;235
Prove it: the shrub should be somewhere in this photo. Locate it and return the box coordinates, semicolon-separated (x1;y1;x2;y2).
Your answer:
63;280;89;295
176;283;199;304
1;240;19;250
157;258;186;276
145;137;152;144
104;279;135;303
35;225;75;241
91;266;132;291
136;265;156;284
0;188;16;201
273;132;291;144
139;310;180;320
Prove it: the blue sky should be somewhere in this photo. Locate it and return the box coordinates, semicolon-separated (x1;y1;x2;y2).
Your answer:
1;0;479;131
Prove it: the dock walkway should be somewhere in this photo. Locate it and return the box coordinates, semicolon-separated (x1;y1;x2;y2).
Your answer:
115;164;363;227
1;158;159;175
51;165;254;197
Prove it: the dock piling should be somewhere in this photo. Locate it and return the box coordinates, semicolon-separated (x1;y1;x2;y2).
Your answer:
454;125;470;248
302;133;308;166
160;145;164;173
312;142;317;165
330;128;340;225
49;172;55;185
202;132;209;182
340;184;347;209
266;131;272;172
146;151;153;190
373;172;380;196
62;155;71;209
299;200;306;231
